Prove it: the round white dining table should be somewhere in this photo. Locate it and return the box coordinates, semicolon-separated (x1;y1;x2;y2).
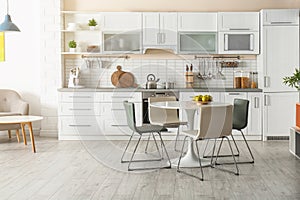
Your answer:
150;101;231;168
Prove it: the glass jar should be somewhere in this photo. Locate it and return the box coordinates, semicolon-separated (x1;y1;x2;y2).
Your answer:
241;71;250;88
250;72;258;88
234;71;242;88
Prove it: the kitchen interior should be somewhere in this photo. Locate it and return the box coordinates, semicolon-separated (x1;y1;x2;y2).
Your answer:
1;0;300;199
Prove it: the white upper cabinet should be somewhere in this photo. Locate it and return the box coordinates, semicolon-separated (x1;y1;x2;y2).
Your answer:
102;12;142;31
262;9;299;25
142;12;177;49
178;12;217;31
218;12;259;31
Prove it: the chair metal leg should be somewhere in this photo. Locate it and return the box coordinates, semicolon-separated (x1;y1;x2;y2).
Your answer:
214;138;224;165
157;132;171;168
144;133;151;153
210;139;217;167
195;141;204;181
152;133;162;159
240;130;255;163
174;127;180;152
225;137;239;175
128;135;142;171
121;132;134;163
177;136;188;172
213;137;240;176
202;139;210;157
203;135;239;158
177;136;205;181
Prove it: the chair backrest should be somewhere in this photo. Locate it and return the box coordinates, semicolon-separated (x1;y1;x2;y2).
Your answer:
0;89;29;115
148;96;178;124
233;99;249;130
123;101;137;132
196;104;233;139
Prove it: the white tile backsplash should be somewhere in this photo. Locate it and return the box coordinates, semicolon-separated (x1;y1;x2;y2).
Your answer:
64;58;257;88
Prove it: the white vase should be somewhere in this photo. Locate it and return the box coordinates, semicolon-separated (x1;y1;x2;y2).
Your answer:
69;48;76;52
89;26;96;31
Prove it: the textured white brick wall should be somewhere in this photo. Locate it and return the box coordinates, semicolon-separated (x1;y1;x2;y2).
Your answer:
40;0;62;137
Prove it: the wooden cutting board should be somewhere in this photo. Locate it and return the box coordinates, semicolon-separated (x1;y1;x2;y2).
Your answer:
111;65;125;87
111;65;137;88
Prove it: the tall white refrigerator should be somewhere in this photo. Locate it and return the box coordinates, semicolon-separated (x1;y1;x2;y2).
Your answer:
258;9;299;139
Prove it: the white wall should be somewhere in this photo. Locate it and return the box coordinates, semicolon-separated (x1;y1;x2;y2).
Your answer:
0;0;41;116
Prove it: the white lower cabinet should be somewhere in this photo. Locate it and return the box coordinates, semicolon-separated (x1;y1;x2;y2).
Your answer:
58;91;142;140
223;92;263;138
263;92;298;138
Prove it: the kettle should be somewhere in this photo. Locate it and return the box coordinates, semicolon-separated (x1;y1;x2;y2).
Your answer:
146;74;160;89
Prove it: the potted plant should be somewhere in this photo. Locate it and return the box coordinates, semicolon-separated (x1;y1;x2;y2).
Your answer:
88;18;97;30
283;68;300;89
68;40;77;52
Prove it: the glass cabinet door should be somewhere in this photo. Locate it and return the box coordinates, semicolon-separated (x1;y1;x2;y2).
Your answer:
179;32;217;54
103;31;141;53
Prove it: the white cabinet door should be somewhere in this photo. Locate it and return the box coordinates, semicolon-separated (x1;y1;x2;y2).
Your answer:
262;9;299;25
178;12;217;31
143;12;177;46
143;13;160;46
263;26;299;92
103;12;142;31
224;92;248;135
247;93;262;136
218;12;259;31
264;92;298;137
160;13;177;45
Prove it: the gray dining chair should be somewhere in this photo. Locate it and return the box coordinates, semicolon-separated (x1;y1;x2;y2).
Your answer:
121;101;171;171
146;96;187;152
177;104;238;180
216;99;254;164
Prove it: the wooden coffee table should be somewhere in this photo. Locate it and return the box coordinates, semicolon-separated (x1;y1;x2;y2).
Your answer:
0;115;43;153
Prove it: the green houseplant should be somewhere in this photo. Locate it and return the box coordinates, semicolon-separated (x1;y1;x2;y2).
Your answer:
283;68;300;89
88;18;97;30
68;40;77;52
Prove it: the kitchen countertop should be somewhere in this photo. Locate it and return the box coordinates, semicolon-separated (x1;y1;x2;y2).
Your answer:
58;87;263;92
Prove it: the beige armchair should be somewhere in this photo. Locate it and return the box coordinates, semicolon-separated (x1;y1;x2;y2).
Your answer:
0;89;29;142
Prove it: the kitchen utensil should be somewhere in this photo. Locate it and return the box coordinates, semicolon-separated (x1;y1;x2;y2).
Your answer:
111;65;137;88
166;82;175;89
146;74;159;89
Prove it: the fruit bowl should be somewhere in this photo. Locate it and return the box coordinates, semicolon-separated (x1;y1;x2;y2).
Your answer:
192;94;213;104
195;100;211;105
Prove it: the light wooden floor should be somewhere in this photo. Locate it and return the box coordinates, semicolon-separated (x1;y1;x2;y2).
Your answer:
0;135;299;200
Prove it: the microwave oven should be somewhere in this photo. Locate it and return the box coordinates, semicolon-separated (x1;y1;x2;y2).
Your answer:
219;32;259;54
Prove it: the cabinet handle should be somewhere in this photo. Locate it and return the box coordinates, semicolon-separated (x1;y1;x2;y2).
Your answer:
69;108;92;111
111;125;128;127
157;33;160;44
254;97;259;108
229;28;251;31
224;34;228;51
111;108;125;111
264;76;270;87
161;33;166;44
264;95;270;106
270;22;293;24
250;34;254;51
69;96;92;98
69;125;92;127
228;93;240;95
112;96;133;98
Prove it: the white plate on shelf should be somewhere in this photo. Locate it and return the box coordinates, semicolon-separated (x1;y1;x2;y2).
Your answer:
68;85;85;89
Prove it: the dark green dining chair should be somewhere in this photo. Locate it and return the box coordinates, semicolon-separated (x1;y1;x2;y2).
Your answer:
121;101;172;171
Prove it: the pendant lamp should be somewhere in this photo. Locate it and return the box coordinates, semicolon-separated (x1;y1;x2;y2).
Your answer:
0;0;20;32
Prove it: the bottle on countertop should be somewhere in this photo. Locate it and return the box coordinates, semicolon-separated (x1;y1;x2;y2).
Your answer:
190;64;193;72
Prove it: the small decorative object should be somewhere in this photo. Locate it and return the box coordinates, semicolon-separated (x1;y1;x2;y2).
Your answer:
87;45;100;52
68;40;77;52
283;68;300;89
88;18;97;30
